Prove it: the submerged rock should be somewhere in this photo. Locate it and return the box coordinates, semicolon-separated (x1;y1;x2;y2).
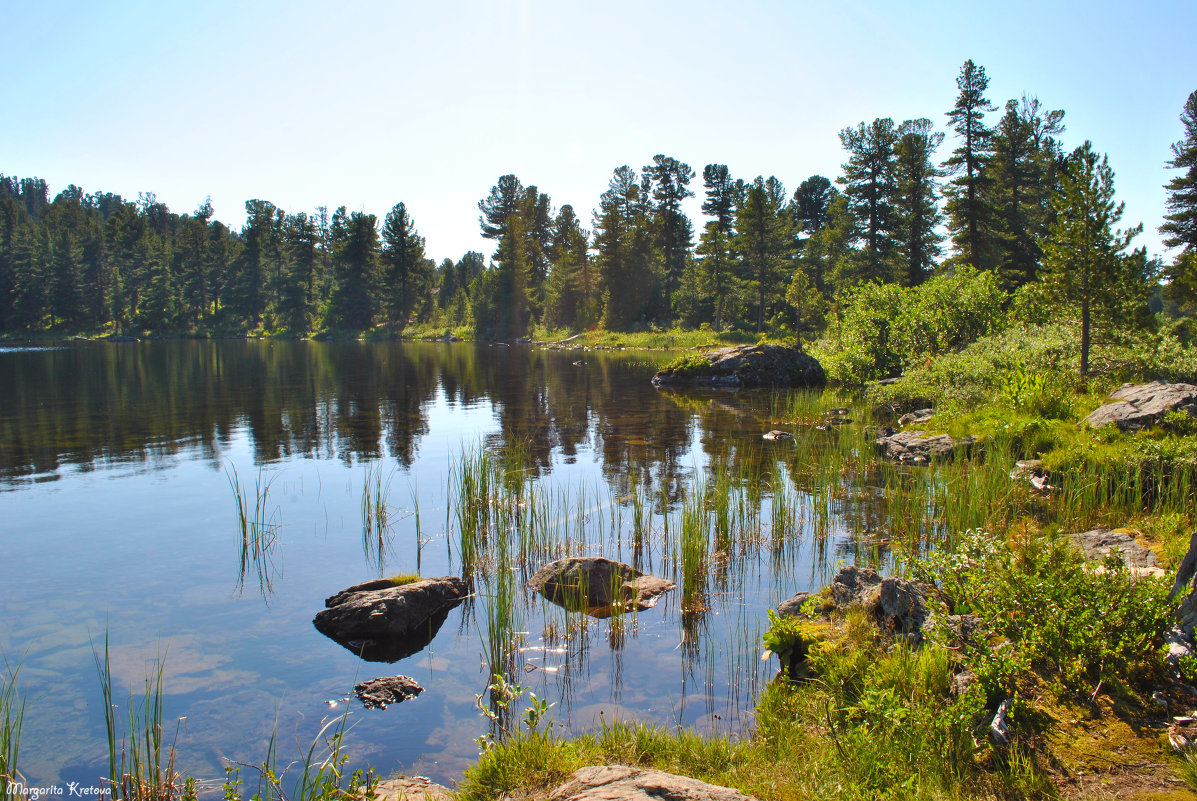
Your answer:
650;344;825;389
354;675;423;709
374;777;452;801
528;557;674;617
762;429;793;441
548;766;759;801
1084;381;1197;430
313;576;468;662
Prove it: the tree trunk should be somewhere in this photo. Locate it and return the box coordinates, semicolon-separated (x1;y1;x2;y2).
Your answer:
1080;293;1090;377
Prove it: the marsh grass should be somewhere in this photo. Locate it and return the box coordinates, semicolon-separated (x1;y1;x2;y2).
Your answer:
0;657;25;796
361;462;394;575
95;635;191;801
227;465;280;599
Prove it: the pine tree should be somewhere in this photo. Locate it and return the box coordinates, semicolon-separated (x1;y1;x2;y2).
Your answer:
1041;142;1142;376
944;59;997;268
735;177;793;332
328;210;379;330
381;202;427;329
644;155;695;324
839;118;899;283
892;118;945;285
1162;90;1197;304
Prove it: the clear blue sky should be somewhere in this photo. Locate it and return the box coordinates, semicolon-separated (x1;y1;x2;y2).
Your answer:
4;0;1194;264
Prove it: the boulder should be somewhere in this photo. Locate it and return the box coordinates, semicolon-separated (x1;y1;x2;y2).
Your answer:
354;675;423;709
867;577;929;638
651;344;825;389
313;576;468;661
828;565;882;607
1069;529;1163;578
528;557;674;617
548;766;759;801
776;591;814;618
875;430;974;464
1083;381;1197;430
762;429;793;441
1171;532;1197;640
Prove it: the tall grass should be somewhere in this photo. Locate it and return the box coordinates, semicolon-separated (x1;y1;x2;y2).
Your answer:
227;465;280;599
361;463;394;575
95;635;189;801
0;657;25;797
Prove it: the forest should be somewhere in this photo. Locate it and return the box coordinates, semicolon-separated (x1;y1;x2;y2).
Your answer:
1;60;1194;350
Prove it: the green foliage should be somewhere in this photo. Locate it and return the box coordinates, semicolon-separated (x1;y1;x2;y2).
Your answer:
812;268;1005;383
0;658;25;798
997;359;1071;419
917;529;1172;699
761;609;821;678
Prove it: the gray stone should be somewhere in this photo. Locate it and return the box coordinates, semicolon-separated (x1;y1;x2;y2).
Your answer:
354;675;423;709
1069;529;1161;575
548;766;758;801
651;344;825;389
866;577;929;639
776;591;814;617
827;565;882;607
528;557;675;617
762;429;793;441
313;576;468;660
876;430;974;464
1083;381;1197;430
897;408;934;427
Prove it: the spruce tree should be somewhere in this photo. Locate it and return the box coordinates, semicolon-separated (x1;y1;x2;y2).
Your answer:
381;202;426;329
838;118;899;283
893;118;945;285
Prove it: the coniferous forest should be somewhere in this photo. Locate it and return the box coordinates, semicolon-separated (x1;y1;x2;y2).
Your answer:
2;61;1195;345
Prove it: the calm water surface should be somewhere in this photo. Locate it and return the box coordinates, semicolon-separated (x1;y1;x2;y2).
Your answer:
0;341;879;788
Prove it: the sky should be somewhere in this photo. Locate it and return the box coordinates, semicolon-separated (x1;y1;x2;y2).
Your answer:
4;0;1195;265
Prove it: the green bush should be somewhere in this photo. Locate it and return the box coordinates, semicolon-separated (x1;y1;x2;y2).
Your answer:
916;529;1171;700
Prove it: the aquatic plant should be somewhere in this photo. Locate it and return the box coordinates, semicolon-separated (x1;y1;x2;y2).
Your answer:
0;657;25;799
227;465;281;599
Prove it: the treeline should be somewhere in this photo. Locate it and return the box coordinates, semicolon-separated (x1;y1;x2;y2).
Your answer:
1;60;1194;340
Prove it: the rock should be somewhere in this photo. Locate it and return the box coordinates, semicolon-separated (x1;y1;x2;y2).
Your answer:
651;344;825;389
1153;690;1170;712
953;670;977;697
762;429;793;441
936;613;982;649
374;777;452;801
990;698;1013;745
875;430;974;464
1171;532;1197;642
866;577;929;639
105;334;140;343
897;408;934;427
776;591;814;617
313;576;468;662
1166;626;1195;670
1068;529;1163;577
827;565;882;607
354;675;423;709
548;766;759;801
528;557;675;617
1083;381;1197;430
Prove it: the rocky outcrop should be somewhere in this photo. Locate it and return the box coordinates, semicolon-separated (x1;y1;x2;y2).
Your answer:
528;557;674;617
897;408;934;427
651;344;825;389
1069;529;1163;578
1084;381;1197;430
875;429;975;464
761;429;793;441
354;675;423;709
777;565;930;639
548;766;758;801
313;576;468;662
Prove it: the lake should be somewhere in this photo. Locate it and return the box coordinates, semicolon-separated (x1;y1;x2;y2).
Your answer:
0;340;882;790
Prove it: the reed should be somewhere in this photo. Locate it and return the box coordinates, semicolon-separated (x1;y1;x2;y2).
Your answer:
361;463;394;575
0;657;25;798
228;465;280;599
95;635;189;801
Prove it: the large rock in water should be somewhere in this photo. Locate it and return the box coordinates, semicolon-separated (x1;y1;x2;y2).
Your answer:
313;576;468;662
875;428;975;464
528;557;675;617
1084;381;1197;430
776;565;930;640
548;766;759;801
651;344;825;389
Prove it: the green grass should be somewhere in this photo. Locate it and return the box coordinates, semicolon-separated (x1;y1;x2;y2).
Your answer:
0;657;25;798
227;465;280;599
